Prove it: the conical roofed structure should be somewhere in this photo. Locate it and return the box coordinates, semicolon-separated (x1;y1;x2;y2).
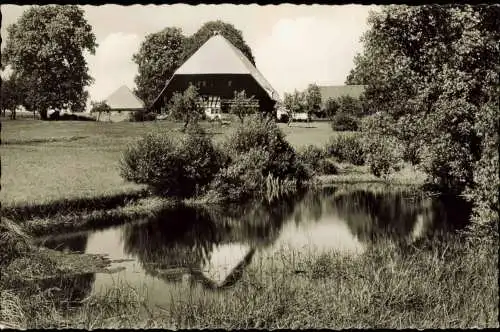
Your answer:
150;34;280;114
105;85;145;111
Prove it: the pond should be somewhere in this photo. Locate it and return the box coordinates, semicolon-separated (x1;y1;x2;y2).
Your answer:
36;184;471;310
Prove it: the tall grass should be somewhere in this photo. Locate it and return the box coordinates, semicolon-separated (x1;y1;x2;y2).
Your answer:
2;230;496;329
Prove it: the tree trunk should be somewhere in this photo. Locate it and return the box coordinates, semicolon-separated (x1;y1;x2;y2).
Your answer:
39;109;48;120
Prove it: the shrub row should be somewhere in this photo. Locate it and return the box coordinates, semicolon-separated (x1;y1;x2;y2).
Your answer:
324;132;406;178
120;115;311;202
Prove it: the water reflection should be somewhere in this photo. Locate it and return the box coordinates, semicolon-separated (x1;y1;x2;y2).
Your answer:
40;185;471;298
121;195;299;288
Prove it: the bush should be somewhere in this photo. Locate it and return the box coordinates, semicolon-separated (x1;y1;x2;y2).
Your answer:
297;145;326;176
208;114;309;202
209;148;270;202
364;134;404;178
226;114;309;181
318;159;339;175
119;129;225;198
325;134;365;166
331;113;360;131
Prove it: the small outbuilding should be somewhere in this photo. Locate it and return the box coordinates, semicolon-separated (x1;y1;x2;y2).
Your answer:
99;85;145;122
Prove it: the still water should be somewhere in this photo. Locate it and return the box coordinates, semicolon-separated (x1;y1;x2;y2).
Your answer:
37;185;470;308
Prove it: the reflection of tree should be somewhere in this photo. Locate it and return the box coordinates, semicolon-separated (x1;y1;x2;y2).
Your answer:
318;186;471;244
122;206;221;270
121;194;302;289
332;189;428;242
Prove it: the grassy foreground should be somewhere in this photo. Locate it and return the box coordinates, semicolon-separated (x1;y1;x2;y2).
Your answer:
1;224;497;329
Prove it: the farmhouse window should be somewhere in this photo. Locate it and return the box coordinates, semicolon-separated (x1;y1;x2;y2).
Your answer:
228;80;232;87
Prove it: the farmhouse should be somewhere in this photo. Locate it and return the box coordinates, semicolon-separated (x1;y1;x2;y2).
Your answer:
99;85;145;122
150;33;280;116
318;84;366;109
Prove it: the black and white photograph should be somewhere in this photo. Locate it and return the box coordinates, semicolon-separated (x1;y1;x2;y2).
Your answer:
0;2;498;329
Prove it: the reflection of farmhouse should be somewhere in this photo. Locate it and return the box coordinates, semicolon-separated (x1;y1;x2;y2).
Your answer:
150;34;280;116
100;85;145;122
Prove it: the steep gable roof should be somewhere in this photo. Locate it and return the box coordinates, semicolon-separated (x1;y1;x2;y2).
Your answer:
174;34;280;101
318;85;366;104
105;85;145;110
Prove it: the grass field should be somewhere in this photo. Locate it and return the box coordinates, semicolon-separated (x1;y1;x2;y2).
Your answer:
1;119;347;207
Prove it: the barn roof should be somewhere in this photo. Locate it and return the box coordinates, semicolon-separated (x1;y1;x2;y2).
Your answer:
318;85;366;104
105;85;145;110
170;34;280;101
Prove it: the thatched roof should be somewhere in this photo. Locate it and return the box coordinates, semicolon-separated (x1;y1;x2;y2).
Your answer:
318;85;366;104
105;85;145;110
169;34;280;101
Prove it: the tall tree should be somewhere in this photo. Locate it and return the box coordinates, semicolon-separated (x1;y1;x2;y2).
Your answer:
183;20;255;65
3;5;97;120
0;76;22;119
350;5;499;197
304;83;322;116
133;27;186;106
324;98;340;120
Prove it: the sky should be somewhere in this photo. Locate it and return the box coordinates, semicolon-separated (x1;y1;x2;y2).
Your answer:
1;4;376;109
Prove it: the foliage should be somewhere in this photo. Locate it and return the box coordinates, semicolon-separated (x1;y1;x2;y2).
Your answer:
318;159;339;175
465;93;499;233
226;114;309;181
283;90;307;125
3;5;97;120
297;145;326;176
337;95;364;118
130;110;157;122
90;101;111;114
89;101;111;121
119;129;225;198
331;113;360;131
325;134;365;166
305;83;322;116
132;27;186;106
0;75;22;119
363;134;404;178
229;90;256;123
283;85;322;119
209;148;270;202
168;85;203;130
347;4;499;197
324;98;340;120
182;20;255;65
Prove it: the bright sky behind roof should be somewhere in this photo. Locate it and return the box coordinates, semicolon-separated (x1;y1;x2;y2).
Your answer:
1;4;376;108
